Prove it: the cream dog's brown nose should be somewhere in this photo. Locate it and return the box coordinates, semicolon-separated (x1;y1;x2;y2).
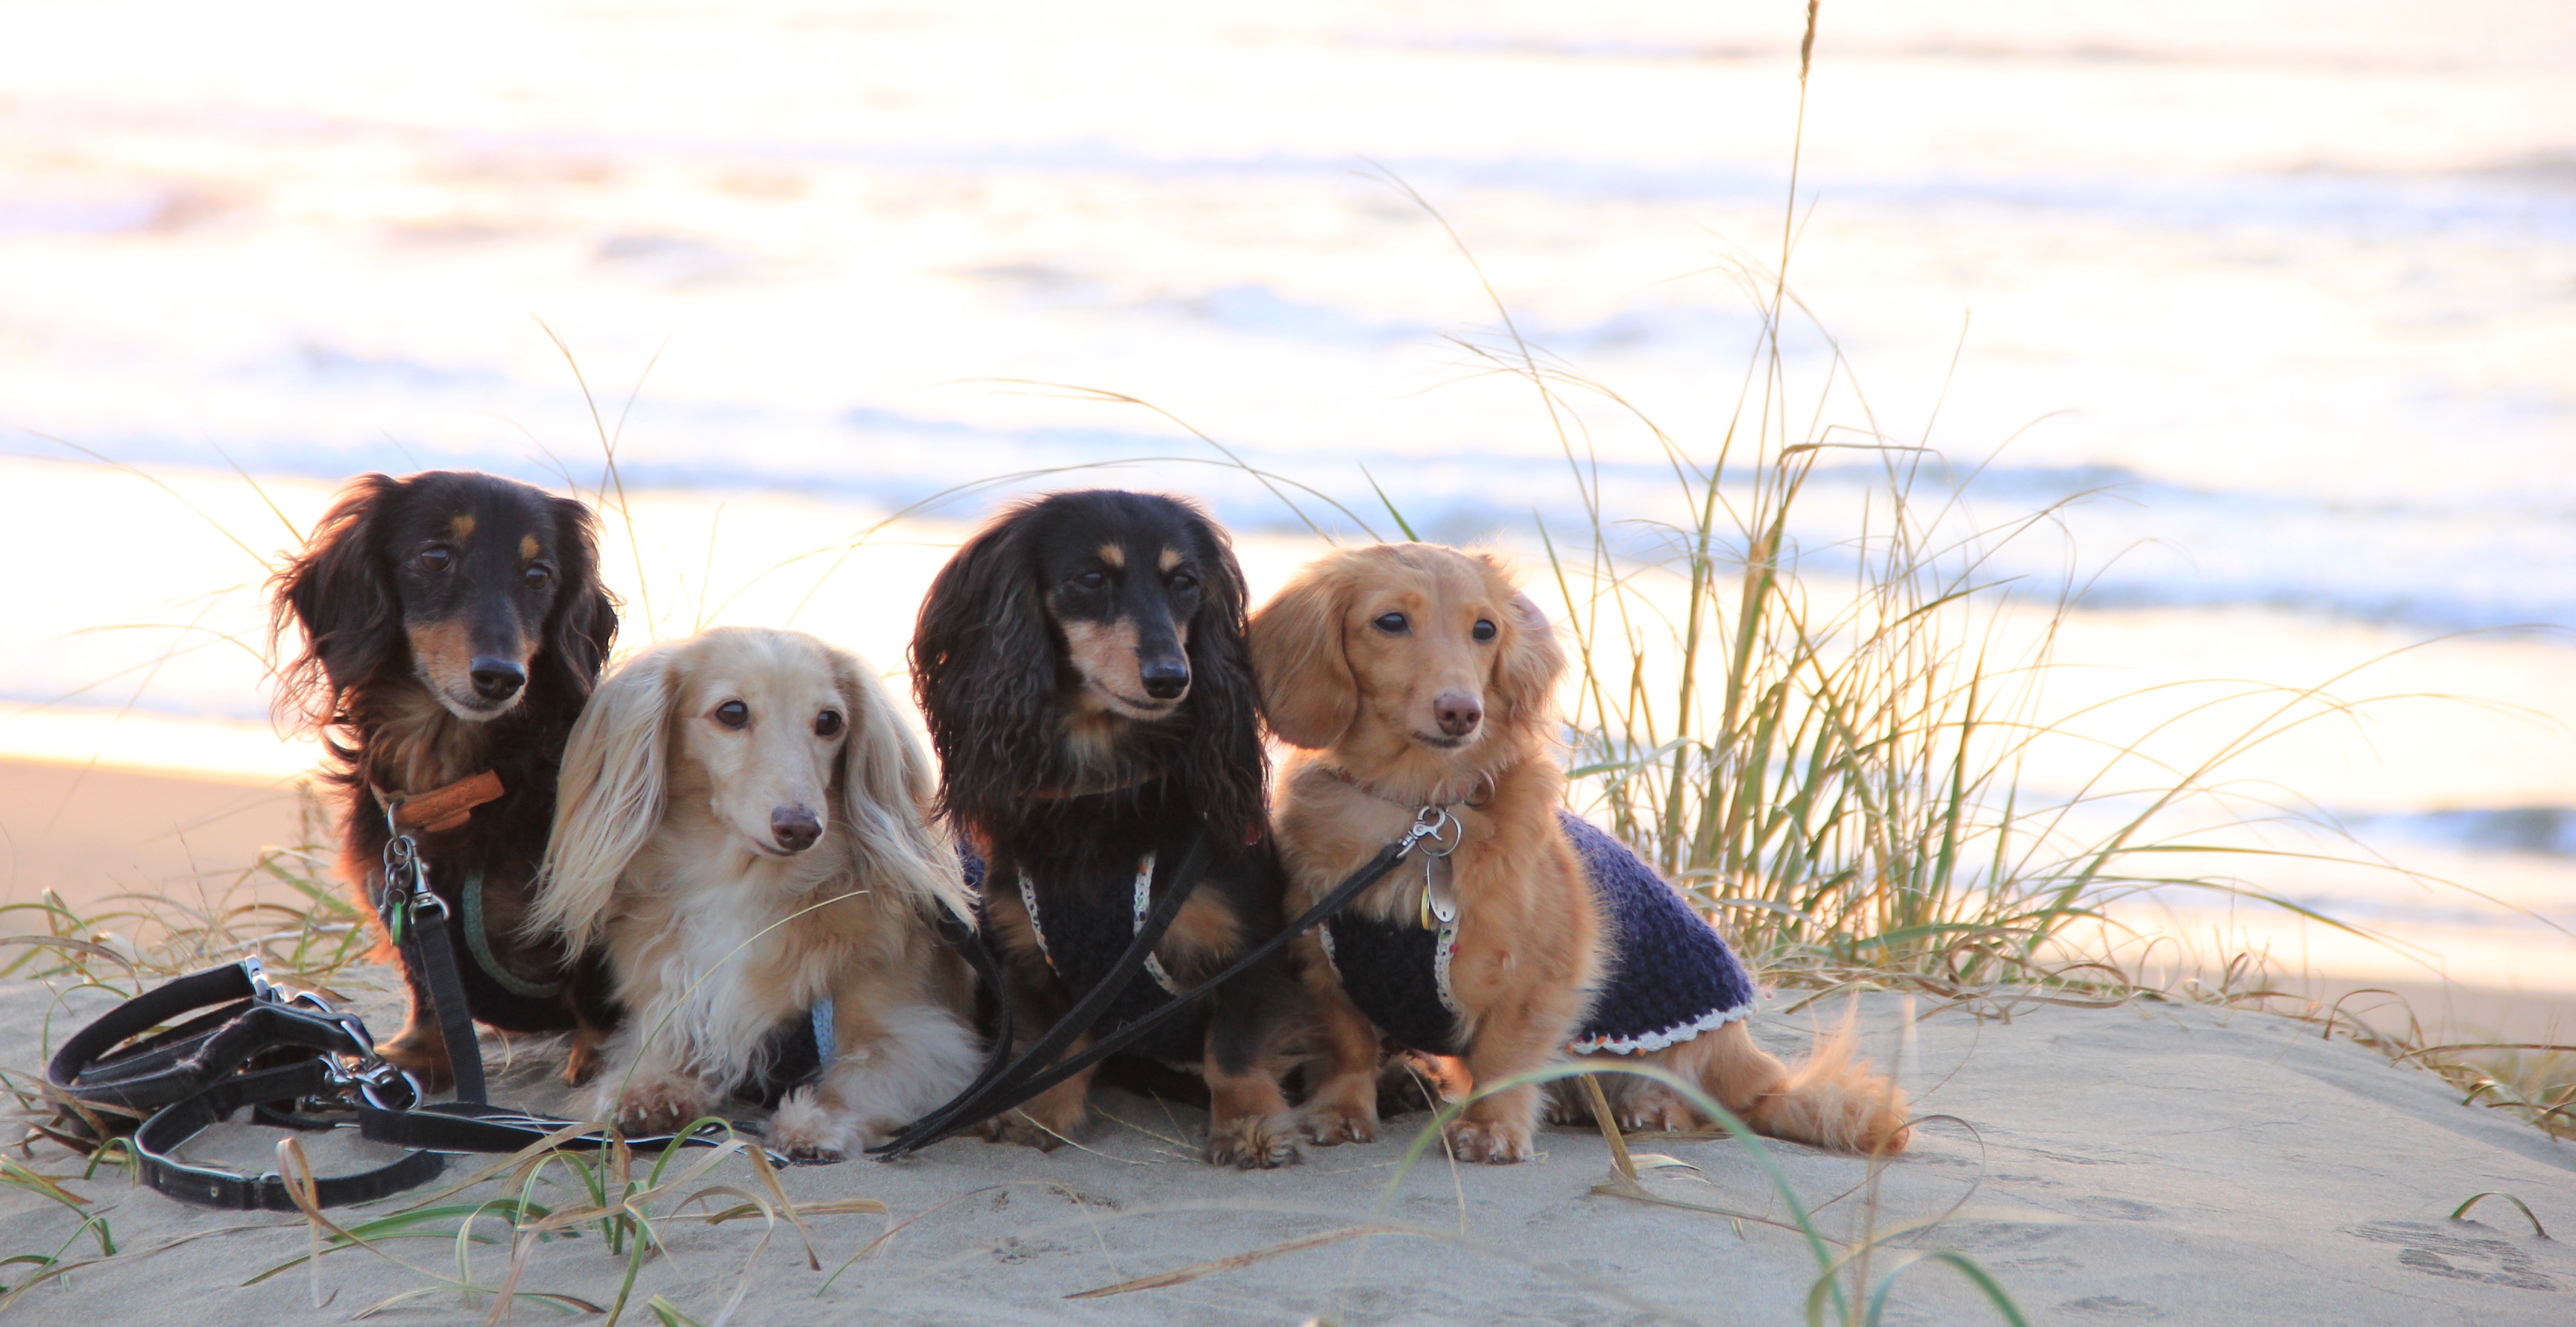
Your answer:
771;805;822;853
1433;690;1482;738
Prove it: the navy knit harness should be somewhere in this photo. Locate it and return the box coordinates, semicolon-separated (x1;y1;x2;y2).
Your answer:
1319;809;1758;1056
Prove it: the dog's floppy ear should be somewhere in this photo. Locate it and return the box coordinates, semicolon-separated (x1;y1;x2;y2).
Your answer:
1484;561;1567;729
1175;511;1268;844
1248;554;1358;749
540;493;619;697
268;473;404;733
831;648;973;926
909;509;1055;825
531;644;675;954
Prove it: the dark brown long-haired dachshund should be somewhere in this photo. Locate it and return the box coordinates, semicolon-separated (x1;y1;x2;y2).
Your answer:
910;489;1304;1167
271;470;621;1089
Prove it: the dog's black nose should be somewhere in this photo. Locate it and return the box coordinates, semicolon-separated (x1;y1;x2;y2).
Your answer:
771;806;822;854
1139;655;1190;702
469;658;526;702
1433;690;1482;738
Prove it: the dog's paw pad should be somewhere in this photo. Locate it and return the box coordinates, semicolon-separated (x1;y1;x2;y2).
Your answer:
1296;1103;1377;1147
766;1088;854;1161
613;1076;711;1135
1445;1118;1533;1164
1209;1113;1302;1170
971;1112;1067;1152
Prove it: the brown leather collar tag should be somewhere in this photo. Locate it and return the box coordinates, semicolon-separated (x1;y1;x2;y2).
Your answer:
383;769;506;833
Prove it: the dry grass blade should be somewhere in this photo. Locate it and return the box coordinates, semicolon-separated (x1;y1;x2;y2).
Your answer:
1067;1223;1405;1299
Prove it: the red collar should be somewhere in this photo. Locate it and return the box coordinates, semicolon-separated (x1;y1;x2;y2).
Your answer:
1319;763;1495;811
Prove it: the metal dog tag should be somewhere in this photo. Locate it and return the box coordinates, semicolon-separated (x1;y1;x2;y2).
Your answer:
1418;854;1457;929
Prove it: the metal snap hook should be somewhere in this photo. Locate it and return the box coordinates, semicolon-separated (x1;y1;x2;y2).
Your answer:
1411;804;1463;858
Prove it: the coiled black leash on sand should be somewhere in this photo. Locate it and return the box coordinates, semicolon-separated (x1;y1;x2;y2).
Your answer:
45;807;792;1211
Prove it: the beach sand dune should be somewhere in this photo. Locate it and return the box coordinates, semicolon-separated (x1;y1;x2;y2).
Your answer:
3;976;2567;1324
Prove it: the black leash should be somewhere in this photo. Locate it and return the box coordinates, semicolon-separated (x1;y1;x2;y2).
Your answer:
48;807;794;1211
375;812;487;1106
871;807;1454;1159
870;832;1214;1157
48;956;446;1210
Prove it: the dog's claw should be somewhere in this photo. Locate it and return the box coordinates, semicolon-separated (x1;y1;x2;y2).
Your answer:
1445;1117;1533;1164
1297;1103;1377;1147
1208;1112;1301;1169
972;1112;1069;1152
614;1078;713;1135
374;1033;455;1094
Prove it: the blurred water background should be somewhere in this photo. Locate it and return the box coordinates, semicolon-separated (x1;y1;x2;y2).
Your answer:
2;1;2570;990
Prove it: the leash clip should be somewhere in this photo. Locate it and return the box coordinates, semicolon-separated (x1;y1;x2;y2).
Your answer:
323;1054;423;1113
1400;804;1461;858
377;828;449;942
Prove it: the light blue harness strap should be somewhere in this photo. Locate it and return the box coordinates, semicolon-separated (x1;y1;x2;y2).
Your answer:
810;999;836;1071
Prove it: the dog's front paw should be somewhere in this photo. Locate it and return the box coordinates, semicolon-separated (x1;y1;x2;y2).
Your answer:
1208;1112;1301;1169
1445;1115;1534;1164
766;1088;853;1162
613;1074;712;1135
1298;1099;1378;1147
376;1029;455;1094
972;1110;1070;1152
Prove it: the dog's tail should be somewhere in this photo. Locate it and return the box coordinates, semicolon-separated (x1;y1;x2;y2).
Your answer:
1700;1003;1910;1156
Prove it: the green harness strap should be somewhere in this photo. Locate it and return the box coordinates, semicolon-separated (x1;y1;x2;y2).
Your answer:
459;872;564;1000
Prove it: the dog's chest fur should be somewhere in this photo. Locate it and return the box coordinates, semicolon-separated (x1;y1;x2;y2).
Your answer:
362;681;499;795
614;808;850;1077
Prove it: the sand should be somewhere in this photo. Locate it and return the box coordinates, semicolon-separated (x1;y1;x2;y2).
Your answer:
4;757;2570;1323
2;969;2569;1326
0;758;314;916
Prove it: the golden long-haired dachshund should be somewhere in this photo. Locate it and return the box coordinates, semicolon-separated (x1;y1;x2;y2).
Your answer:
1251;543;1910;1162
532;626;981;1159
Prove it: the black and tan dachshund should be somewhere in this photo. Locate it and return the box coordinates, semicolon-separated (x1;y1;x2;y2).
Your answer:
911;489;1304;1167
271;470;621;1090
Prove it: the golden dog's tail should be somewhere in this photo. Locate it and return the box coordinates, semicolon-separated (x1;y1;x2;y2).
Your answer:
1691;1000;1911;1156
1740;1022;1913;1156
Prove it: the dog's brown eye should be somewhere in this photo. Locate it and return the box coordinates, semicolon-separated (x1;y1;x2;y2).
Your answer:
1168;570;1197;592
814;710;843;738
418;545;453;573
1472;619;1497;643
523;564;553;589
1371;612;1409;635
713;700;749;729
1073;570;1108;592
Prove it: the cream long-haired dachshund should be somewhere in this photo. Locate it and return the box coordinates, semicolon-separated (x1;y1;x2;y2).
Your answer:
532;626;980;1159
1250;544;1910;1162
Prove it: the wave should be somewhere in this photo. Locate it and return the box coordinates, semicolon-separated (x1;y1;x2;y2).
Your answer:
22;415;2576;637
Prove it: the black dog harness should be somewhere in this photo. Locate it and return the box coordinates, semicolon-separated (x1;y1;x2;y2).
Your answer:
1319;810;1758;1057
1002;851;1202;1060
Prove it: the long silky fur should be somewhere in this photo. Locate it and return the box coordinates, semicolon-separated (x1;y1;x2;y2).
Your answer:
532;645;676;954
909;493;1266;848
534;628;976;1139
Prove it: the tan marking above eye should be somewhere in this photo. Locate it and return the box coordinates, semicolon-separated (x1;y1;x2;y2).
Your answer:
1158;547;1182;573
520;533;540;560
449;514;476;540
1097;543;1126;569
